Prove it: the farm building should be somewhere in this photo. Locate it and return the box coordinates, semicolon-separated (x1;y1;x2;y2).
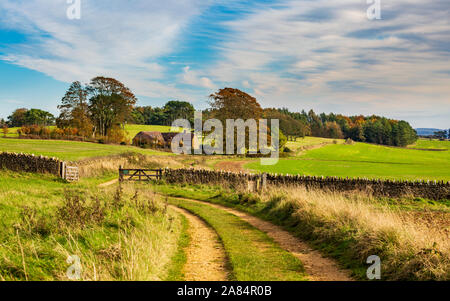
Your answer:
132;131;165;148
133;131;200;149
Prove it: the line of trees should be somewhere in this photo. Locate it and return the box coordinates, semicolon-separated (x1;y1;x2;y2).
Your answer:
2;81;421;148
433;130;450;140
275;108;418;147
131;100;195;126
4;108;55;127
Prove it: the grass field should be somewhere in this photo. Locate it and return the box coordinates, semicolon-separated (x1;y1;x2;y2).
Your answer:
285;136;344;154
0;171;185;280
408;139;450;150
246;141;450;181
0;138;173;161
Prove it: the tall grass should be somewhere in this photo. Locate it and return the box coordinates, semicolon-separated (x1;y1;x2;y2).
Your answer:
0;171;184;281
255;186;449;280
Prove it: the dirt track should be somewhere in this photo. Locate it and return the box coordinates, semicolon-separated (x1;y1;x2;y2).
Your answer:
170;206;229;281
171;196;353;281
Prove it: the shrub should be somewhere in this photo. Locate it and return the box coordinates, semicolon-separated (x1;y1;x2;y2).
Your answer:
57;190;106;228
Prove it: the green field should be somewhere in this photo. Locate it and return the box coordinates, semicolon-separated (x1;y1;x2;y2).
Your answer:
0;138;172;161
246;141;450;181
408;139;450;150
285;136;344;154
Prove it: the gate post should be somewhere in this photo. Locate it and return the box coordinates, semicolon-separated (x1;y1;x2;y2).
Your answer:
260;173;267;192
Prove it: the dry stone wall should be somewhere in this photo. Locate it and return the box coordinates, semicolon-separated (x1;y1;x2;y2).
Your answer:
0;152;62;176
164;168;450;200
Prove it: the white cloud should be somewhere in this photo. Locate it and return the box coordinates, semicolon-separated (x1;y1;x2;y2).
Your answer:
0;0;210;98
181;66;216;89
196;0;450;127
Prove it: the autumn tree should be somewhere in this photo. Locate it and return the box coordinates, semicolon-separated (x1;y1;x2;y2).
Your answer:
209;88;263;122
2;124;8;137
7;108;28;127
87;77;137;137
57;81;93;137
208;88;287;153
263;109;309;140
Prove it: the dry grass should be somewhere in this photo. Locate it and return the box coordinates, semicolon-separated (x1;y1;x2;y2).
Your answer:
254;186;449;280
75;153;214;178
0;172;184;281
60;184;182;281
75;153;184;178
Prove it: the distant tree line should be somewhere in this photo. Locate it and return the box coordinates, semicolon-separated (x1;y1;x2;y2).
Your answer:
5;108;55;127
433;130;450;140
2;82;422;147
131;100;195;126
274;108;418;147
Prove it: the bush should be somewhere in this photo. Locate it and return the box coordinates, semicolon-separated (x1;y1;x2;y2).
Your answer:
345;138;355;145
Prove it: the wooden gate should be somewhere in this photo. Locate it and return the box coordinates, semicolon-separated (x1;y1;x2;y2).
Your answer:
60;162;79;182
119;168;163;182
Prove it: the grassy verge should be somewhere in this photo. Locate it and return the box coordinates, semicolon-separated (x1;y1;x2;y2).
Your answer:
168;197;307;281
0;170;183;280
153;183;450;280
164;214;190;281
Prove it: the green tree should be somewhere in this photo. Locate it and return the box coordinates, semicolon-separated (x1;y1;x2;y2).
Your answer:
87;77;137;137
24;109;55;126
164;100;195;125
57;81;93;137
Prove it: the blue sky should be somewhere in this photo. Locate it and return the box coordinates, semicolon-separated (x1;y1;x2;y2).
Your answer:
0;0;449;128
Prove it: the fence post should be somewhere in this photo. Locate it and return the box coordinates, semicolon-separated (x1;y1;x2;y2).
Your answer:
119;165;123;182
260;173;267;192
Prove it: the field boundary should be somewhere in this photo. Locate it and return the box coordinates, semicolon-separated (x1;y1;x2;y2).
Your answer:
164;168;450;200
0;151;78;181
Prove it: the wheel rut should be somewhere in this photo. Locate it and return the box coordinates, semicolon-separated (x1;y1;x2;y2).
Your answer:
170;205;229;281
170;196;353;281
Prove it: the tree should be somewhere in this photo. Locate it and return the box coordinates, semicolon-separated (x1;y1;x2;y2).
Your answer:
209;88;263;122
2;124;8;137
164;101;195;125
324;121;343;139
57;81;93;137
264;109;309;139
434;130;447;140
209;88;265;153
348;124;365;142
24;109;55;126
87;77;137;137
308;110;324;137
7;108;28;127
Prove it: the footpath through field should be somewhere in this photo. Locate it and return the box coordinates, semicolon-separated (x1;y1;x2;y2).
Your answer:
168;195;353;281
169;206;229;281
98;179;351;281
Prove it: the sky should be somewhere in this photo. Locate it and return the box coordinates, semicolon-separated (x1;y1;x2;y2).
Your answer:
0;0;449;128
